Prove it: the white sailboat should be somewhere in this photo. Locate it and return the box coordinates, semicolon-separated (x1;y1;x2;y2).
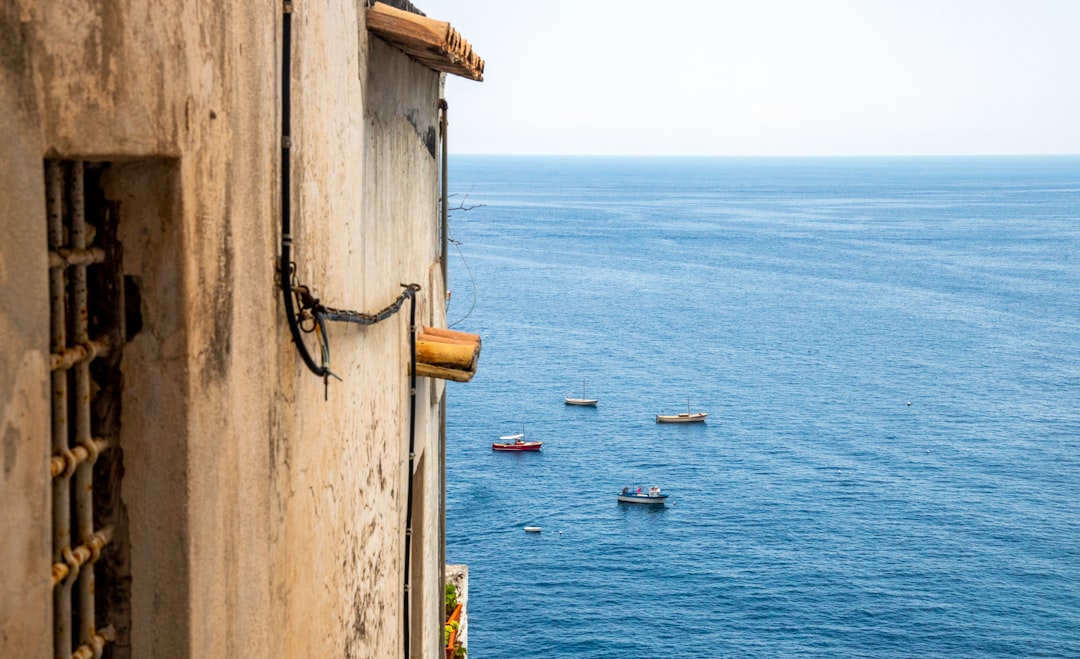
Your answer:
656;396;707;423
564;378;598;406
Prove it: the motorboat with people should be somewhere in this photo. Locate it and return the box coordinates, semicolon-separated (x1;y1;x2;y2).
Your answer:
491;432;542;452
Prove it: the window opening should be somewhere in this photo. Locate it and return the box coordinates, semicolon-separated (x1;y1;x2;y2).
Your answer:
47;159;128;659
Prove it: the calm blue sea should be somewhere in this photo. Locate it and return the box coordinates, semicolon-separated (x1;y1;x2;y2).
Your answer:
442;156;1080;658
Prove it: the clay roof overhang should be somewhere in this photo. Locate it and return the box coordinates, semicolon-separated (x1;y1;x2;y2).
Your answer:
366;2;485;81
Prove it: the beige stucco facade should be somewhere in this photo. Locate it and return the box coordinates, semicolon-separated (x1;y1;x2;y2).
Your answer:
1;0;466;656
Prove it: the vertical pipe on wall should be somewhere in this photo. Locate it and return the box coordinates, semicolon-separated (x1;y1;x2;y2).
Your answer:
440;99;449;290
437;96;449;654
403;293;419;659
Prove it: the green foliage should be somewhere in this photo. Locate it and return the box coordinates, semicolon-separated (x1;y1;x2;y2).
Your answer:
444;582;459;617
445;582;465;652
444;620;460;647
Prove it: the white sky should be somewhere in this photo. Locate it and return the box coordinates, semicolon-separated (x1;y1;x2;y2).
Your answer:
415;0;1080;156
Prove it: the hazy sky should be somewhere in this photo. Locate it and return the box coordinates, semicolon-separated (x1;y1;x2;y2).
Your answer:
416;0;1080;156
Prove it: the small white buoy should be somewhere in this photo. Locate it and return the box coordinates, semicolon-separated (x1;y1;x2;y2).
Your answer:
524;526;542;533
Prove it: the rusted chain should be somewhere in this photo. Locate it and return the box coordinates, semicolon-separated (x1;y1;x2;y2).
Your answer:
284;277;421;397
294;283;421;326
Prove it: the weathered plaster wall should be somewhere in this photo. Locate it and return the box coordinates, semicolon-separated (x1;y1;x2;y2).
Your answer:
0;4;51;651
1;0;449;656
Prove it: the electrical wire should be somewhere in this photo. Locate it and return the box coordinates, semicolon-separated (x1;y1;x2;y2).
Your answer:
280;0;418;391
447;233;477;329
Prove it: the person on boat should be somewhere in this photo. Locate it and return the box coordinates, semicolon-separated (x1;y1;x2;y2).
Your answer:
621;487;629;495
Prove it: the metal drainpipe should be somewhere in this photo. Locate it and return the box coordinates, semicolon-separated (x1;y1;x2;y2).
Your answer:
438;392;447;649
440;98;449;289
437;96;449;654
403;293;419;659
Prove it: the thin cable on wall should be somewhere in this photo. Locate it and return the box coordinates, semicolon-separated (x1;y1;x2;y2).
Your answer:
445;191;481;329
447;233;476;329
280;0;419;397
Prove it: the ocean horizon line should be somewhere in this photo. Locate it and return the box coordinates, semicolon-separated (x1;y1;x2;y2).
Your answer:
450;152;1080;160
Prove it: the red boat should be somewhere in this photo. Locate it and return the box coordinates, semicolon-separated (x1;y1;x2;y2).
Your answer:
491;433;542;452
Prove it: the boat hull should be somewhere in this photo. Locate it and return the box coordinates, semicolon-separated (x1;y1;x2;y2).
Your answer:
564;398;598;406
656;412;707;423
492;442;542;452
617;494;669;505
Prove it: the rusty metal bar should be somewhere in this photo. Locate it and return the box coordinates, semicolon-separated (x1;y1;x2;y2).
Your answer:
70;625;115;659
49;339;110;372
47;158;118;657
68;161;100;655
48;160;73;659
49;247;106;269
50;438;112;479
50;525;113;588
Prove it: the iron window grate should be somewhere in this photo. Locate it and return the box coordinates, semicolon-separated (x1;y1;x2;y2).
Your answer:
46;159;126;659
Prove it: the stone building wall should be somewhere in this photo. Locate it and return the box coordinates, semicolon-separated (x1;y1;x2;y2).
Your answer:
0;1;453;656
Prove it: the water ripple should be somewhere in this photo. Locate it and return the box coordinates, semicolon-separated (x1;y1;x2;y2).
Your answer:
446;156;1080;658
